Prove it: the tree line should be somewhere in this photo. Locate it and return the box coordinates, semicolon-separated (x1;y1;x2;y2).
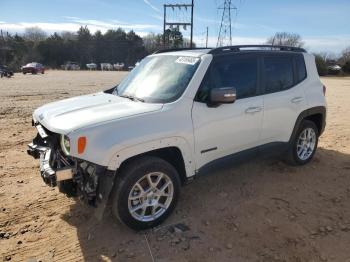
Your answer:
0;26;187;71
1;28;349;75
266;32;350;76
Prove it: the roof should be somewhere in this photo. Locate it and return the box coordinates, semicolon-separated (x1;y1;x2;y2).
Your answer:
153;45;306;57
152;48;211;57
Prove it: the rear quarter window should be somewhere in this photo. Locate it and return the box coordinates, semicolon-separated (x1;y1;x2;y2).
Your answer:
263;56;294;94
295;55;307;83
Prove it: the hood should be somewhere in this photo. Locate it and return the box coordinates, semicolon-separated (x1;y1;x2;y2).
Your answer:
33;92;163;134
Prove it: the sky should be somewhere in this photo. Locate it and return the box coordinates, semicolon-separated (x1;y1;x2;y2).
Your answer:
0;0;349;54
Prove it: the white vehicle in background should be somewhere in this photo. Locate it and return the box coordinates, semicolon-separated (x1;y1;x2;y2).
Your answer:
27;45;326;230
114;63;125;71
62;62;80;70
86;63;97;70
100;63;113;71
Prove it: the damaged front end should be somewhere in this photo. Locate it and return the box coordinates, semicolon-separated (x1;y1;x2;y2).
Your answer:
27;122;115;219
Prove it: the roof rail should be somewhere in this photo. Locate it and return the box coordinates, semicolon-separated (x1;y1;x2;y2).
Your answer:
209;45;306;54
153;47;211;54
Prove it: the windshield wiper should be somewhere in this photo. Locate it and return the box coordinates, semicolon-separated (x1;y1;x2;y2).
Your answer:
119;94;145;102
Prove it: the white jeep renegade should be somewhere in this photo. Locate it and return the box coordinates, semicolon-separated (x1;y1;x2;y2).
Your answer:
28;45;326;230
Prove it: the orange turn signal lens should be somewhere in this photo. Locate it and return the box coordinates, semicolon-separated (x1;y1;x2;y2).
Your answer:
77;136;87;154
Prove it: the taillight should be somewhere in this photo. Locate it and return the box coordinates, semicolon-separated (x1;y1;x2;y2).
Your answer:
323;85;326;96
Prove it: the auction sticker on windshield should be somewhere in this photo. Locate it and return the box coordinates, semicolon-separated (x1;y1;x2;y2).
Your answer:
175;57;200;65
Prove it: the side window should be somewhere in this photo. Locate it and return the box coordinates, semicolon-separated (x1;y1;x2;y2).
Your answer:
196;55;258;102
295;55;307;82
264;56;294;94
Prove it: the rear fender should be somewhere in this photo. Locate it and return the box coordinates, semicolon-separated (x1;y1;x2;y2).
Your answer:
289;106;326;144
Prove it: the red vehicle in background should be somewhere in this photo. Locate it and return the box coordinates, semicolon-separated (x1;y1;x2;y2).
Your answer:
22;62;45;74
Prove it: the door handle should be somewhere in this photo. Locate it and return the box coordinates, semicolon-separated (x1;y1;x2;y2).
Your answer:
245;107;262;114
291;97;303;103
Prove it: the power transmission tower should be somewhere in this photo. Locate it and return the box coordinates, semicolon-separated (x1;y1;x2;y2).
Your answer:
217;0;237;47
163;0;194;48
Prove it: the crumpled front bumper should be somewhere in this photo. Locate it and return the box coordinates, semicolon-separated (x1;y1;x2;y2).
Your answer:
27;135;116;219
27;142;73;187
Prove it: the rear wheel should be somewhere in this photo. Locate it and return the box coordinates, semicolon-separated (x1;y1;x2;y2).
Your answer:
111;156;181;230
286;120;319;165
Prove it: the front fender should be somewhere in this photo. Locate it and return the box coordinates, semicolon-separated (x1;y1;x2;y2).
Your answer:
106;136;196;178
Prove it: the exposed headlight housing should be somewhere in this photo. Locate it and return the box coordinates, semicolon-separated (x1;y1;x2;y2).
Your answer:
60;135;70;155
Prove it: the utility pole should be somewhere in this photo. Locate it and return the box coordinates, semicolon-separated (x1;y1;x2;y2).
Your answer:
206;27;209;48
217;0;237;47
163;5;166;48
190;0;194;48
163;1;194;48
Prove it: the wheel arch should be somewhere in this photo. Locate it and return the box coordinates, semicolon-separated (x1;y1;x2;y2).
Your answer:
117;147;188;184
289;106;326;143
107;137;196;183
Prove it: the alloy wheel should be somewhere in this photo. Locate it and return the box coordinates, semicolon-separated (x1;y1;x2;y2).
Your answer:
297;127;316;161
128;172;174;222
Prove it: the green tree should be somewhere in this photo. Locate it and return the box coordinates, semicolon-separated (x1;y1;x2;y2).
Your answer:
164;28;184;48
103;28;128;63
77;26;93;68
1;26;156;70
37;33;66;67
126;30;146;66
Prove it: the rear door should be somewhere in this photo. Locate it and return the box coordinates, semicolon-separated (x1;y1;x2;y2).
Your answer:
260;53;307;143
192;53;264;168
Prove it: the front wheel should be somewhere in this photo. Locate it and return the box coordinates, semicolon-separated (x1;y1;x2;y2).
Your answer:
286;120;319;165
111;156;181;230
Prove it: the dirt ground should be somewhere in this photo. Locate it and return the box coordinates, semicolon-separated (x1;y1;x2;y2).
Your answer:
0;71;350;262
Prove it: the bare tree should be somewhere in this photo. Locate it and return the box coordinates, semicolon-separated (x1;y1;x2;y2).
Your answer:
23;27;47;42
317;51;338;64
338;46;350;65
60;31;77;41
143;33;163;53
267;32;304;47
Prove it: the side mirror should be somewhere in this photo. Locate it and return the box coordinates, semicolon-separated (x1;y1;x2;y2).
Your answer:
208;87;236;107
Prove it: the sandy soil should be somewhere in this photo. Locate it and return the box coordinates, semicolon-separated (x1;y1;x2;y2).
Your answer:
0;71;350;262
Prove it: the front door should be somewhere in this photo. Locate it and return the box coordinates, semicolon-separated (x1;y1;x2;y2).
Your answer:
192;53;264;169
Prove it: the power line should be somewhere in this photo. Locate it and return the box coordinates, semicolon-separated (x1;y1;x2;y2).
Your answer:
163;1;194;48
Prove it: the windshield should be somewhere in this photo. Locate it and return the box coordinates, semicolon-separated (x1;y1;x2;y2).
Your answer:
114;55;200;103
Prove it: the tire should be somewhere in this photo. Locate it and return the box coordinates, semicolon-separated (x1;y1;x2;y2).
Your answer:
285;120;319;165
111;156;181;230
